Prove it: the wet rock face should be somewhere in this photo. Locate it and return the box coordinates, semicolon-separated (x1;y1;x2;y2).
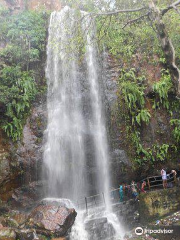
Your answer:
27;203;77;237
0;130;21;201
0;149;10;186
16;102;47;185
102;53;133;185
10;181;45;210
139;187;180;224
0;99;46;202
85;217;116;240
112;200;139;229
1;0;61;11
27;0;61;11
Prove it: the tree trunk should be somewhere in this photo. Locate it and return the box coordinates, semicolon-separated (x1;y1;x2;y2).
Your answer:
149;0;180;97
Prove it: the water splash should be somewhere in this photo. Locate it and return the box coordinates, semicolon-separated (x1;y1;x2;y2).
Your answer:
70;211;89;240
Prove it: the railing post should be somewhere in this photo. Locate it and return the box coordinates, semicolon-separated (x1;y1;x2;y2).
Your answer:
147;178;151;190
85;197;88;215
102;192;106;206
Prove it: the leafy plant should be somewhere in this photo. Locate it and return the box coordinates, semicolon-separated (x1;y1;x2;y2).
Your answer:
122;81;144;111
153;70;173;110
170;119;180;143
119;69;150;127
0;66;36;141
0;9;48;141
136;109;151;126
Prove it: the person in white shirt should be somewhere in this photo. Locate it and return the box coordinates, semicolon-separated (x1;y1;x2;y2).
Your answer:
161;168;167;189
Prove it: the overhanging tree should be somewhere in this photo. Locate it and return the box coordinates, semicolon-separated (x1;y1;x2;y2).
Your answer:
72;0;180;97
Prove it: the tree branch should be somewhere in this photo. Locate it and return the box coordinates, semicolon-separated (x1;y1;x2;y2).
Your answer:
89;7;147;16
122;12;149;29
161;0;180;16
172;5;180;16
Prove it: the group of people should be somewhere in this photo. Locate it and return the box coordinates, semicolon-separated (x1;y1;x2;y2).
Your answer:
119;180;146;202
161;168;177;189
118;168;178;202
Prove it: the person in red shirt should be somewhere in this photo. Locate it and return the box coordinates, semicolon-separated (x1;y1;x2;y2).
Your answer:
141;181;146;193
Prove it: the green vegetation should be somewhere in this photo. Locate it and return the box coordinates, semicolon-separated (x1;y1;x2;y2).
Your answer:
0;0;179;170
153;70;173;110
170;119;180;144
0;8;49;140
0;66;36;140
117;69;179;166
90;0;180;167
119;69;150;127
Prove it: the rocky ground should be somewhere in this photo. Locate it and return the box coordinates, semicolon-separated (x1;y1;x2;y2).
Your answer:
125;211;180;240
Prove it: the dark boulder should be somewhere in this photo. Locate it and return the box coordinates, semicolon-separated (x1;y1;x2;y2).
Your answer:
27;203;77;237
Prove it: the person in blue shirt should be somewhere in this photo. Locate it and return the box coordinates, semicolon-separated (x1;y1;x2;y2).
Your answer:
119;184;124;202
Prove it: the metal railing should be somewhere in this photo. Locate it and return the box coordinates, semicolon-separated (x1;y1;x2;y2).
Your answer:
75;171;179;214
142;171;178;190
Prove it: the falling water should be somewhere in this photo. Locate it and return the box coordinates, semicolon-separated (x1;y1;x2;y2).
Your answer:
82;12;111;205
44;6;124;239
44;7;87;200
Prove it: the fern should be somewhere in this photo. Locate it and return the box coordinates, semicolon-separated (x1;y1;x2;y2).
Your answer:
170;119;180;143
0;66;36;141
121;81;145;113
136;109;151;126
153;70;172;110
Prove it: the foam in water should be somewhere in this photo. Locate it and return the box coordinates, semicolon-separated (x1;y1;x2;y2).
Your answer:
70;211;89;240
44;6;124;239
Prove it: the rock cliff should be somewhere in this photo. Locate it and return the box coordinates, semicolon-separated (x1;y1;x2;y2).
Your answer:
0;0;61;11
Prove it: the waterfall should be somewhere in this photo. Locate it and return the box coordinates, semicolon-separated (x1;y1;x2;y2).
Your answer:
44;7;87;200
44;5;110;204
82;13;111;206
44;6;124;239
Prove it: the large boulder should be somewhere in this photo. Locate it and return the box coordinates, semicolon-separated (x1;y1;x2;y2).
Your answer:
27;203;77;237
